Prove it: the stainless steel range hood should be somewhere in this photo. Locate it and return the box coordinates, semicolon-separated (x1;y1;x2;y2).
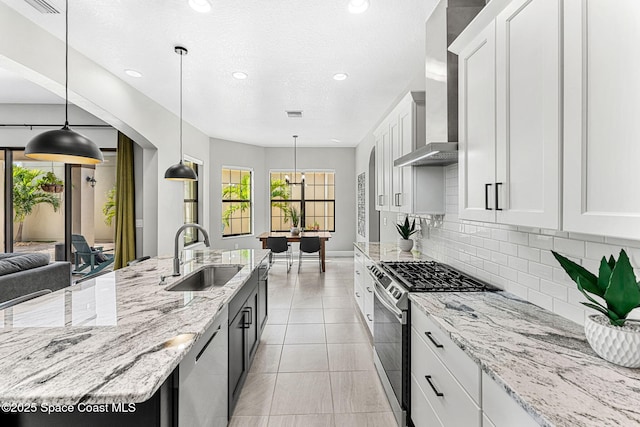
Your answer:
394;142;458;167
396;0;484;167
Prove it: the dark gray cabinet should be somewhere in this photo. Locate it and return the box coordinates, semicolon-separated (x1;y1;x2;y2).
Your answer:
228;263;268;416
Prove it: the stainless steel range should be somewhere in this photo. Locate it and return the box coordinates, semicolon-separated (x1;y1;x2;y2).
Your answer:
368;260;498;427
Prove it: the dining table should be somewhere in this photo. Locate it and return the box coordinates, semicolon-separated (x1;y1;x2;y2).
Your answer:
257;231;332;271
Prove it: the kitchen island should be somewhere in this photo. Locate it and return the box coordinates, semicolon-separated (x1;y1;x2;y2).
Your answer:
0;248;269;426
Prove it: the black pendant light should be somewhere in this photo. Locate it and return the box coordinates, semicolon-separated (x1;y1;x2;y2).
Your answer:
285;135;305;186
164;46;197;181
24;0;103;165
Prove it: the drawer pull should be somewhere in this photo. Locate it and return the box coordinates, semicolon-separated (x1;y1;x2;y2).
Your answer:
356;270;360;275
366;287;372;293
355;292;361;297
425;331;443;348
366;314;373;322
425;375;444;397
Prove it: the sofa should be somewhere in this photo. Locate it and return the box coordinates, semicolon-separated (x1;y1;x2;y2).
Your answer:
0;253;72;304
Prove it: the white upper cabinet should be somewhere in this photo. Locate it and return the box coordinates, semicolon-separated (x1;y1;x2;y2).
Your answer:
452;0;561;229
563;0;640;239
456;23;497;223
495;0;561;229
375;92;443;214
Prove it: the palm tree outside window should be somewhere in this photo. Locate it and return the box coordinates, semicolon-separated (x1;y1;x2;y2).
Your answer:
222;167;252;237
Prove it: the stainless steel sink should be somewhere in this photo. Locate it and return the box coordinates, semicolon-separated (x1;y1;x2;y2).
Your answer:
165;265;243;291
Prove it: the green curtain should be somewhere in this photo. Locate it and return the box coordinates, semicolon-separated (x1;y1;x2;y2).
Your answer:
113;132;136;269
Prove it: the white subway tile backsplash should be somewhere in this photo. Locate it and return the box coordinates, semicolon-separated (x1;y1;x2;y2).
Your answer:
509;231;529;245
518;271;540;290
517;245;540;262
553;300;586;326
491;228;509;242
508;256;528;273
529;262;553;281
408;163;640;327
483;238;500;252
540;280;568;301
528;234;553;250
553;237;585;258
499;241;518;256
499;265;519;282
528;290;553;311
585;241;620;260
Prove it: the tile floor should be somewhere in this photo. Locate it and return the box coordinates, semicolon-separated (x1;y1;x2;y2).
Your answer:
230;257;396;427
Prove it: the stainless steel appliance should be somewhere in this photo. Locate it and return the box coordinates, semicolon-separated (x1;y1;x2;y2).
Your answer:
368;260;498;427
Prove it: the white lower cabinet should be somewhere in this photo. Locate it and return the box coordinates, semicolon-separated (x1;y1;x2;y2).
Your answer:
482;372;539;427
363;265;374;334
353;247;373;334
410;303;481;427
411;372;444;427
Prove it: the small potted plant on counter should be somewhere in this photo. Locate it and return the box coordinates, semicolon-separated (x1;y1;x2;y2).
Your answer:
289;206;300;236
396;217;417;252
552;249;640;367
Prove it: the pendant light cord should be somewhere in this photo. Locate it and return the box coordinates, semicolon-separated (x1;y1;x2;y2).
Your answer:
294;135;297;181
64;0;69;127
179;50;183;165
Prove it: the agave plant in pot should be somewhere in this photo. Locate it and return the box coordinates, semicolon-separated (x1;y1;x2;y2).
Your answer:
552;249;640;367
396;217;417;252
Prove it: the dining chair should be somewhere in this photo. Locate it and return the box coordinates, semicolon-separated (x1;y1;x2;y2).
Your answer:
298;236;321;273
266;236;292;272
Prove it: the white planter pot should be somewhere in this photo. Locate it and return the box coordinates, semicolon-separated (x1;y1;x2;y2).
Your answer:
290;227;300;236
398;239;413;252
584;314;640;368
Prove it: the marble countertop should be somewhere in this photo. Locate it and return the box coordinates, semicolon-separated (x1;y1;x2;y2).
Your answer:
0;248;269;405
353;241;433;262
410;292;640;427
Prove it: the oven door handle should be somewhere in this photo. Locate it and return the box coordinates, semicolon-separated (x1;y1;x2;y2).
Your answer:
373;283;405;324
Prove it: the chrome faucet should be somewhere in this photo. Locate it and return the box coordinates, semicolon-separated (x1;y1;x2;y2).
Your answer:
173;223;211;276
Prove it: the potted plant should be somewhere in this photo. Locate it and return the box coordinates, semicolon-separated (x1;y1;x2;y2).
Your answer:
396;217;417;252
552;249;640;367
289;206;300;236
313;221;320;231
39;171;64;193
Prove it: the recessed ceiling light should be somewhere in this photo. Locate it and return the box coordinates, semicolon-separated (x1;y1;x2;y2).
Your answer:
333;73;348;81
331;138;341;143
188;0;211;13
124;69;142;78
232;71;248;80
348;0;370;14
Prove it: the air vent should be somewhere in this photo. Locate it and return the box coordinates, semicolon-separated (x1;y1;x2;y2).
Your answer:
24;0;59;13
286;110;303;118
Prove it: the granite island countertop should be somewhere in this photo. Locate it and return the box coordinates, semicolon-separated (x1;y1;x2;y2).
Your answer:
0;248;269;405
410;292;640;427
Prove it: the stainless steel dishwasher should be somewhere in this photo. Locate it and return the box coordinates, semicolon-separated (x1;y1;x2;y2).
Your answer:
178;305;228;427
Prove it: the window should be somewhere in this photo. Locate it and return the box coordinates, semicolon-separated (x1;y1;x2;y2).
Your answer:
222;167;252;237
270;171;335;232
183;161;199;245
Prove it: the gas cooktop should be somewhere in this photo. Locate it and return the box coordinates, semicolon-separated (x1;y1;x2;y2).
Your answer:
380;261;500;292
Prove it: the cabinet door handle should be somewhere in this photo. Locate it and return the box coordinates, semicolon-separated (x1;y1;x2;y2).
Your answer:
378;195;384;205
366;287;372;293
495;182;503;211
196;326;221;362
246;307;253;325
366;314;373;322
425;375;444;397
425;331;444;348
485;183;493;210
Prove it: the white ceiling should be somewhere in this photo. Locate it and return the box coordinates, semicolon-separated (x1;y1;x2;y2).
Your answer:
0;0;436;147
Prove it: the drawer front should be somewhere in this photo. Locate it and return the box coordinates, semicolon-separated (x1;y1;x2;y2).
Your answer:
411;327;481;427
411;302;481;403
354;260;365;287
363;282;374;334
354;248;365;266
411;372;444;427
482;372;539;427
